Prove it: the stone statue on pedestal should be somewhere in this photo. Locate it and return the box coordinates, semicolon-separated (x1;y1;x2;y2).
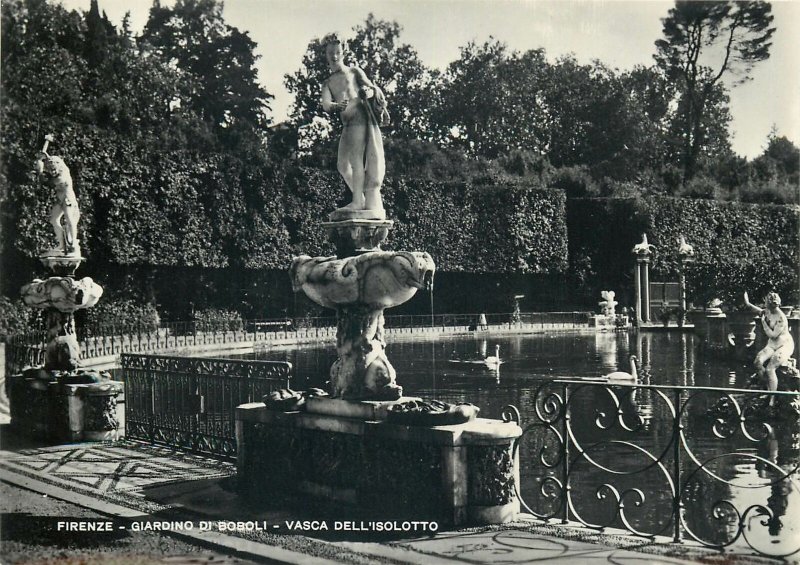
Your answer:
34;135;80;257
290;34;434;401
633;233;655;256
744;291;795;406
599;290;617;317
8;136;121;443
320;33;389;219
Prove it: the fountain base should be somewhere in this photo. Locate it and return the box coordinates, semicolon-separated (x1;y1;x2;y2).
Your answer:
7;369;125;442
236;400;521;525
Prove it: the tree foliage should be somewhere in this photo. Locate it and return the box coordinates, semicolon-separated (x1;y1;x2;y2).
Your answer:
140;0;273;137
0;0;285;271
654;1;775;182
567;196;799;308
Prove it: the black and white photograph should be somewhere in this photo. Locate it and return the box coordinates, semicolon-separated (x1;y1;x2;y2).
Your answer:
0;0;798;563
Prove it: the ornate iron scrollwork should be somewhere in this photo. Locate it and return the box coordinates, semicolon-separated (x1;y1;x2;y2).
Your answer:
506;380;800;558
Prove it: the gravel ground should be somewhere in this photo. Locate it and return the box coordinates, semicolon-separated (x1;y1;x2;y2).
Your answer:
0;481;249;565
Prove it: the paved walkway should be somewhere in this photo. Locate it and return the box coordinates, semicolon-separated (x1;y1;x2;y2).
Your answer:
0;433;764;565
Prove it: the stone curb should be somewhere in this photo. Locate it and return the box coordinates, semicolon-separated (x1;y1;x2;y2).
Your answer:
0;465;342;565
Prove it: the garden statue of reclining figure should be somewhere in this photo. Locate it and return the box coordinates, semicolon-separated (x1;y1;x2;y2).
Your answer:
744;291;795;407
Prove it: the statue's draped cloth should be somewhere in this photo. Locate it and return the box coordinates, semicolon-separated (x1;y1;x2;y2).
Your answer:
340;88;389;177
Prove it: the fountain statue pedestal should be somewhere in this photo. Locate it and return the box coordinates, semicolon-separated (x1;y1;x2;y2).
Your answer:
322;216;393;257
236;398;521;525
291;249;435;400
9;257;125;443
8;138;125;443
251;211;517;525
7;372;124;442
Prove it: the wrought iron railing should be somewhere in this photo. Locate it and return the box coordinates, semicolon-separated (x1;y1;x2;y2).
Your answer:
502;380;800;558
121;353;291;459
4;331;46;377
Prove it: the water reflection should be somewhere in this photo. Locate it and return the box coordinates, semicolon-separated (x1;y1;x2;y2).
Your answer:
245;331;798;552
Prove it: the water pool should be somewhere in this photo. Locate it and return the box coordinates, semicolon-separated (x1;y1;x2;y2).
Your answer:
240;331;799;556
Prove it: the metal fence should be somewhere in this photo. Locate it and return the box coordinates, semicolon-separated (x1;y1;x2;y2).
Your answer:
4;331;46;377
503;379;800;558
121;353;291;459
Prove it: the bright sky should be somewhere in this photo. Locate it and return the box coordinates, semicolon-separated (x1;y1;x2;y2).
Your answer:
59;0;799;159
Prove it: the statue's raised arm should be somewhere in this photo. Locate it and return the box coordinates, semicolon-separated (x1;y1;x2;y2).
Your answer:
320;33;387;219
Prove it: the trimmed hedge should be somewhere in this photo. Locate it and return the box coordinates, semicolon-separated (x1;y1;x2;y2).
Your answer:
384;177;568;273
567;197;800;308
7;161;568;274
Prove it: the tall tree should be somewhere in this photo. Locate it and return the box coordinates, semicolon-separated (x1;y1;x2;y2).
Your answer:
140;0;272;134
654;1;775;182
431;40;550;159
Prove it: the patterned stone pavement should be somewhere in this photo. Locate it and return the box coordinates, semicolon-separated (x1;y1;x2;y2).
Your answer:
0;440;234;513
0;437;741;565
358;529;701;564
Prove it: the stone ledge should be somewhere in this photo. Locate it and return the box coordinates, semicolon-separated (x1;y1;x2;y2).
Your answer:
236;403;522;446
327;209;389;222
236;407;521;526
7;374;125;443
305;396;421;421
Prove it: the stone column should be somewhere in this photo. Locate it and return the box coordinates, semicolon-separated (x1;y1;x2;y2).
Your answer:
677;236;695;326
634;264;643;324
641;256;651;323
632;235;654;325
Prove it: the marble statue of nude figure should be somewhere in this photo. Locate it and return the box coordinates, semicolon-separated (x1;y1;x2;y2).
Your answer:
744;291;795;406
33;135;81;256
320;33;389;219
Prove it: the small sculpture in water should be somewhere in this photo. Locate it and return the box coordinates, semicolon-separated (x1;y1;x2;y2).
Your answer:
34;135;80;256
320;33;389;218
599;290;618;317
744;292;795;406
448;344;502;371
483;344;502;369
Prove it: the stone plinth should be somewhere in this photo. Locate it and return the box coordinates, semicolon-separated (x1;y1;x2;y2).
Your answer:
235;402;521;526
727;311;758;361
322;218;393;257
39;254;83;276
705;309;728;353
7;372;125;442
589;315;616;329
687;308;709;344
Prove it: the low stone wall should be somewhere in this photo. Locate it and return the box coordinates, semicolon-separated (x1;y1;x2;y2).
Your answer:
236;398;521;526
